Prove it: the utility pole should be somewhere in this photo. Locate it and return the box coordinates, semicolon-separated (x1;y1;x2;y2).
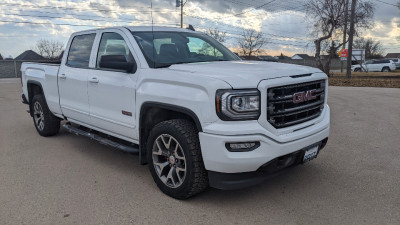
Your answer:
176;0;187;28
346;0;357;79
341;0;349;72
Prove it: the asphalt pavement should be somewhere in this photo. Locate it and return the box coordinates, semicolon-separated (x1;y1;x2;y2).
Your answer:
0;79;399;224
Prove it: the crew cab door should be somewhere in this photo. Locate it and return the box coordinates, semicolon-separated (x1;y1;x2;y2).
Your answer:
87;30;138;139
58;33;97;123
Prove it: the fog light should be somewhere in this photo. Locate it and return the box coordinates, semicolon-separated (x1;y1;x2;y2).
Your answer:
225;142;260;152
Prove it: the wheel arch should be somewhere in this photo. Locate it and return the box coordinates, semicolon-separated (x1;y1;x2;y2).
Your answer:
27;80;46;117
138;102;202;164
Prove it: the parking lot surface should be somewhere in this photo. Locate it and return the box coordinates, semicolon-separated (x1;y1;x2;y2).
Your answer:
1;79;399;224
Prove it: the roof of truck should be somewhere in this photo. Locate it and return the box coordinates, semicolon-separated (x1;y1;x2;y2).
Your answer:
127;26;197;33
72;26;197;35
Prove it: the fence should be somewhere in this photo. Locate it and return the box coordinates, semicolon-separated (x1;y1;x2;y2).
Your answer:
0;60;59;78
0;58;346;78
277;58;345;70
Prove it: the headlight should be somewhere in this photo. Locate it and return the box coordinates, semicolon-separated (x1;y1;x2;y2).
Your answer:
216;89;260;120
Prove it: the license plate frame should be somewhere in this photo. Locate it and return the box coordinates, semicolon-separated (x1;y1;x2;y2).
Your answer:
302;145;319;163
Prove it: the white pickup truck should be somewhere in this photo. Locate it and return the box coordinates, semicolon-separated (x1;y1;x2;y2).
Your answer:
21;26;330;199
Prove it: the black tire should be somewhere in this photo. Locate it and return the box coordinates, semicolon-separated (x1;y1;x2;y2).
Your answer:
147;119;208;199
354;68;361;72
31;94;60;137
382;67;390;72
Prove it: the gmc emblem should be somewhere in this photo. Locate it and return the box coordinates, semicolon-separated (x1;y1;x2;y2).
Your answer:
293;89;317;103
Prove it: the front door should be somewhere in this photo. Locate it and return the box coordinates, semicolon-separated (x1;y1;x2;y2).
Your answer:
59;33;96;123
87;31;138;140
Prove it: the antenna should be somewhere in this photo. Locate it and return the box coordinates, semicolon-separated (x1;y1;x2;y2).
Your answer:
150;0;156;68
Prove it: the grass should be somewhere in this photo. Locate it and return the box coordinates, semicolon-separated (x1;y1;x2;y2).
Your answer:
329;77;400;88
331;70;400;77
328;69;400;88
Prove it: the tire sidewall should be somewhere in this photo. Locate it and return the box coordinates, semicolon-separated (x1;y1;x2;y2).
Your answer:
31;94;60;136
146;121;197;198
32;95;47;135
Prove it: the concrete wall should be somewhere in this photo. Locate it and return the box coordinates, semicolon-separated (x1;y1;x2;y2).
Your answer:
0;60;59;78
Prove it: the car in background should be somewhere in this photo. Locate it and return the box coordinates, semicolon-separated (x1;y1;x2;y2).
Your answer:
351;59;396;72
388;58;400;69
257;56;278;62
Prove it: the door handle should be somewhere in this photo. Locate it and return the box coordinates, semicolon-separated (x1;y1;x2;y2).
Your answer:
89;77;99;83
59;74;66;79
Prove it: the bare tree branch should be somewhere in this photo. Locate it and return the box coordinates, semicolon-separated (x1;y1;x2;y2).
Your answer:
206;28;228;44
306;0;374;75
237;30;268;57
35;39;64;60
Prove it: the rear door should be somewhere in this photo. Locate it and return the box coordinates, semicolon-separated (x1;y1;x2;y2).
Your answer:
58;33;97;123
87;29;138;140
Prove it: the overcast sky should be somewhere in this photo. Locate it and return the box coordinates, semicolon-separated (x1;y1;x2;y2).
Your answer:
0;0;399;58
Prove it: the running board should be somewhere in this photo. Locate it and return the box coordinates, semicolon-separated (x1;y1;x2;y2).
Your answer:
63;123;139;154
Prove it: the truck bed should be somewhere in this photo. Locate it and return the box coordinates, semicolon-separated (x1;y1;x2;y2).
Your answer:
21;62;62;116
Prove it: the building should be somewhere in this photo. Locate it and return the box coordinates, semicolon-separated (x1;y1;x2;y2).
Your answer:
291;54;311;60
15;50;45;60
385;53;400;58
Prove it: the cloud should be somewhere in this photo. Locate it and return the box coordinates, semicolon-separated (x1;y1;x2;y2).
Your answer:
0;0;399;58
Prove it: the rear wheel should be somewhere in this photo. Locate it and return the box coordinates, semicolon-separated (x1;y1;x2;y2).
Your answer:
354;68;361;72
382;67;390;72
147;119;208;199
31;95;60;136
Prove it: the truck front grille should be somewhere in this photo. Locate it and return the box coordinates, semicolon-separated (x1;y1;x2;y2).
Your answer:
267;80;325;128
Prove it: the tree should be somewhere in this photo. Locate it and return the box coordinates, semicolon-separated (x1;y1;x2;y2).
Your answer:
237;30;268;57
279;52;286;59
353;37;384;58
206;28;228;44
198;28;229;57
306;0;374;75
35;39;64;60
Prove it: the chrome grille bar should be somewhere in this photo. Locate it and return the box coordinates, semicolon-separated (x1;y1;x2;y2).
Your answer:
267;80;325;128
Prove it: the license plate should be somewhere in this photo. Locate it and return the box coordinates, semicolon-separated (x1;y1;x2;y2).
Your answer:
303;146;319;163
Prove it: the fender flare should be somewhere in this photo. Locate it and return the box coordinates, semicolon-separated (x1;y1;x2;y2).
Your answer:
27;80;46;117
138;101;203;164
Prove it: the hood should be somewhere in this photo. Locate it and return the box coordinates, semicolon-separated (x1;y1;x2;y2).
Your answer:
167;61;323;88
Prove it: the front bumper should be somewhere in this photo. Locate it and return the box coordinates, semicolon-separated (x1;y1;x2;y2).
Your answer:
199;103;330;189
208;138;328;190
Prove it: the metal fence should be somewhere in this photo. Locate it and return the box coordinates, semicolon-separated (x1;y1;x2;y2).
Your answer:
0;60;58;78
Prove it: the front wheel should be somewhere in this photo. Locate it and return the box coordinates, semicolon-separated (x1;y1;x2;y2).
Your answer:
382;67;390;72
31;95;60;136
147;119;208;199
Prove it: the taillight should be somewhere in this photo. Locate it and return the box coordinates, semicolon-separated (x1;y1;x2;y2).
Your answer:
20;71;23;86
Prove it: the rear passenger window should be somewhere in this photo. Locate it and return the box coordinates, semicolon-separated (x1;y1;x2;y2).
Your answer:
66;34;96;68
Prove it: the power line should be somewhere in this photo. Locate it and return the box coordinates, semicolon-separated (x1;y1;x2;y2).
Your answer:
186;14;310;40
0;20;176;28
0;2;175;14
375;0;398;7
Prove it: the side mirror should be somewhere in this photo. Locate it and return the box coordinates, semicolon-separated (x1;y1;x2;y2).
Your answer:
99;55;136;73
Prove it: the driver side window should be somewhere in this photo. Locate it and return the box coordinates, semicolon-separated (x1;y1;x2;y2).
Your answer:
96;32;134;70
187;37;223;58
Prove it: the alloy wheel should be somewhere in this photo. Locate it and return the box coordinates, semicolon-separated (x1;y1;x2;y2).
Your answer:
152;134;186;188
33;101;45;131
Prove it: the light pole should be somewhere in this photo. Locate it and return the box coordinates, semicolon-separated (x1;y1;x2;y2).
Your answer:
176;0;187;28
346;0;357;79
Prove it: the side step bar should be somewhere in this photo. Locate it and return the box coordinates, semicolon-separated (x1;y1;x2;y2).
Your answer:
63;123;139;154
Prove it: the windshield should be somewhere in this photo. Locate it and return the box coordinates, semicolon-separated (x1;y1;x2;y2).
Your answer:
131;31;240;68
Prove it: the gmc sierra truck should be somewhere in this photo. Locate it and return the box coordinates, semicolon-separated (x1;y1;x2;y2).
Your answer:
21;26;330;199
